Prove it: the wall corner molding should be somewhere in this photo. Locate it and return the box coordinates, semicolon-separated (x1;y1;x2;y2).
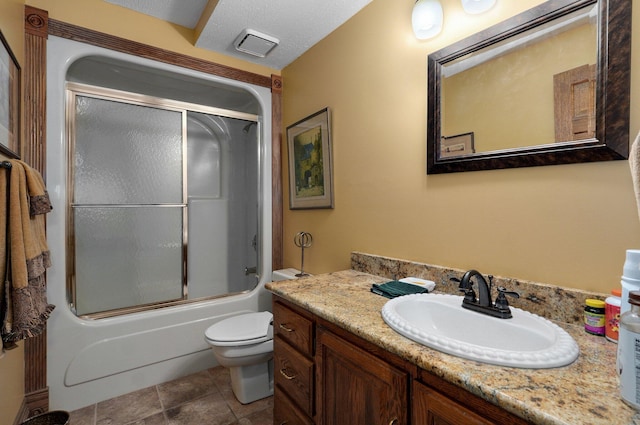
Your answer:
22;5;50;417
271;75;282;94
271;74;283;270
24;6;48;39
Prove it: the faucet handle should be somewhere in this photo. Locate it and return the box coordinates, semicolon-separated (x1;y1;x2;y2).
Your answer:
451;277;476;303
495;287;519;310
459;287;477;303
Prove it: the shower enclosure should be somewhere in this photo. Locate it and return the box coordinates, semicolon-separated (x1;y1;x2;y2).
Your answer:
68;80;260;317
46;36;274;410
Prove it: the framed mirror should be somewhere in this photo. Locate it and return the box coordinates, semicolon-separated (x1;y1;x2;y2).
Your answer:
427;0;631;174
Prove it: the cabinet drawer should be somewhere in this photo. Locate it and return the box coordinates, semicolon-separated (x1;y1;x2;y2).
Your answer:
413;380;495;425
274;385;313;425
273;301;314;356
275;336;314;417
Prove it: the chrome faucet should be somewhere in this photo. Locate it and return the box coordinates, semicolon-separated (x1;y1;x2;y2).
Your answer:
453;269;519;319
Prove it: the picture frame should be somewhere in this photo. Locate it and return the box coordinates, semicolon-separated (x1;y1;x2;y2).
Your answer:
287;107;334;209
440;132;474;159
0;31;20;159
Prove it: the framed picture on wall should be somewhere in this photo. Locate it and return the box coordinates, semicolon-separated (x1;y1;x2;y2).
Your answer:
440;132;474;159
0;31;20;159
286;107;334;209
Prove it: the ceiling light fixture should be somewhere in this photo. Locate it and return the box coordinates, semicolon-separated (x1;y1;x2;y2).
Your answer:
412;0;444;40
461;0;497;14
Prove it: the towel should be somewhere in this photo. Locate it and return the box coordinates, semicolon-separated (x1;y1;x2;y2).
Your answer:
371;281;430;299
630;131;640;224
0;160;54;351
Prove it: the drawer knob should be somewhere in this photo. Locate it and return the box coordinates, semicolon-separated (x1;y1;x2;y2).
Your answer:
279;323;294;332
389;419;398;425
279;368;297;380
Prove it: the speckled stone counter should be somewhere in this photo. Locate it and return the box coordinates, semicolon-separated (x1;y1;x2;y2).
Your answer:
266;269;640;425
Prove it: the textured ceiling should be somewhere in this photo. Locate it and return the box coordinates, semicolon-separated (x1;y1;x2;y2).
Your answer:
105;0;373;70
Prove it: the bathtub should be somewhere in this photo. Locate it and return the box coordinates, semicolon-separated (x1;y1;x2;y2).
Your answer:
46;36;273;411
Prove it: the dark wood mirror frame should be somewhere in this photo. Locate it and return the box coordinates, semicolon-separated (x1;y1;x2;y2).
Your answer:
427;0;631;174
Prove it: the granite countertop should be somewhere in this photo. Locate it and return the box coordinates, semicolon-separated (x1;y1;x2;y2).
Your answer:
266;269;640;425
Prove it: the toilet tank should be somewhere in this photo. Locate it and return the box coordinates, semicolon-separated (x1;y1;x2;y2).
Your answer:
272;268;305;281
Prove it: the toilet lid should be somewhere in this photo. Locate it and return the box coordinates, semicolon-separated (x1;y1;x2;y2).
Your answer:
205;311;273;344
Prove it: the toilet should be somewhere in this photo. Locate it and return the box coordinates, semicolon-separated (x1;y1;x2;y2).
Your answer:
204;268;302;404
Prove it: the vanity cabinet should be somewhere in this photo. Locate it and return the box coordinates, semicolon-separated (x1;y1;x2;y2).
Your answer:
271;295;532;425
316;327;408;425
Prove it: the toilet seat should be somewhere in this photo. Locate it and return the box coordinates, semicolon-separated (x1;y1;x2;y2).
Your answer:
205;311;273;347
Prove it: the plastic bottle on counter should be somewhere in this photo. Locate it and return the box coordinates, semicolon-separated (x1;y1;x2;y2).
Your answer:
584;299;606;336
606;289;622;342
618;291;640;409
621;249;640;314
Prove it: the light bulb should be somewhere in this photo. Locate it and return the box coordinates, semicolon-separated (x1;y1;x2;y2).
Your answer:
412;0;444;40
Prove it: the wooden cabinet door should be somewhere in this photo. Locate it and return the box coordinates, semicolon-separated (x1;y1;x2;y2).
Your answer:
413;380;497;425
316;328;408;425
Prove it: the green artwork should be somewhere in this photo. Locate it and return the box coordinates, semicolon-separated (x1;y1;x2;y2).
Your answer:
293;125;324;198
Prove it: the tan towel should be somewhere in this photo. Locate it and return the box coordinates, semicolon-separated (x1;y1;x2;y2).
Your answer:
630;131;640;224
0;160;54;349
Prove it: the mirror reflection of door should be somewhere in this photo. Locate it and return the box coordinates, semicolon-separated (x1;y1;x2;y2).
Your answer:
438;3;598;155
553;64;596;142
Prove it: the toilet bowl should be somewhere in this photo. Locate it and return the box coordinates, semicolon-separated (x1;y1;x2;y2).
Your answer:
204;268;303;404
205;311;274;404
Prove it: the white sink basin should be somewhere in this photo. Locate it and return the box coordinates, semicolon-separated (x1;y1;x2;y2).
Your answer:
382;293;579;368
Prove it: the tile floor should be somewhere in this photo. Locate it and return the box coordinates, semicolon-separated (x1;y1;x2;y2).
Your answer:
68;366;273;425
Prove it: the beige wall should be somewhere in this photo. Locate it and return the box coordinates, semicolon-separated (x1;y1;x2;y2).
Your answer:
281;0;640;293
1;0;24;60
0;343;25;425
0;1;26;423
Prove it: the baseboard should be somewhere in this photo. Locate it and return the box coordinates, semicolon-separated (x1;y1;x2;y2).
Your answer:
13;388;49;424
13;399;28;425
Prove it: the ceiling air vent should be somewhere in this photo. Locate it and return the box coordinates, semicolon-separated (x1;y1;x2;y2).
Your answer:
234;29;279;58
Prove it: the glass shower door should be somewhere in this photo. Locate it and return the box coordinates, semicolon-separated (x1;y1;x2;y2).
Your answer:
186;113;259;299
71;95;185;316
68;83;261;318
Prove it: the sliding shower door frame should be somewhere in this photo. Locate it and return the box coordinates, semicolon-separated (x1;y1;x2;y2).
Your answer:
65;82;259;319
